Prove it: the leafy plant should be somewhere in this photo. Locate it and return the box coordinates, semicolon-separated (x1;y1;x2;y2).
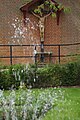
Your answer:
33;0;68;18
0;60;80;90
0;89;63;119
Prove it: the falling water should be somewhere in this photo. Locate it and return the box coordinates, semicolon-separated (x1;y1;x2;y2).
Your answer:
8;17;39;63
0;16;66;120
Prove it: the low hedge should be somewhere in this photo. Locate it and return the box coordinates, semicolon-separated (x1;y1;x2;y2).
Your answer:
0;61;80;89
35;62;80;87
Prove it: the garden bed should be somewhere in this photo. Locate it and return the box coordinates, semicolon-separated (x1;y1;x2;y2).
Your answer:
0;88;80;120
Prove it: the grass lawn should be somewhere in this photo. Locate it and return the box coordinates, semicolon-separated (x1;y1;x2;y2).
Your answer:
1;88;80;120
42;88;80;120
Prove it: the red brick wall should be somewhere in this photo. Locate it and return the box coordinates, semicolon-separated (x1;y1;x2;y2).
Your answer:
0;0;80;65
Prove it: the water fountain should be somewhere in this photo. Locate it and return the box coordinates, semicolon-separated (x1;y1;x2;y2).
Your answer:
8;16;40;65
0;1;71;119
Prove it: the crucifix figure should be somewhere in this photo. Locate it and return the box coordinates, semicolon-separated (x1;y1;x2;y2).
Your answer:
32;11;51;62
32;12;51;42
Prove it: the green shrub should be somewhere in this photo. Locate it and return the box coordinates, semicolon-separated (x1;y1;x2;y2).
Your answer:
0;70;15;90
60;62;80;86
35;64;61;87
35;62;80;87
0;64;26;90
0;61;80;90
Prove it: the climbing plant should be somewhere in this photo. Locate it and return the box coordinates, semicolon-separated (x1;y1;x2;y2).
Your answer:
33;0;70;18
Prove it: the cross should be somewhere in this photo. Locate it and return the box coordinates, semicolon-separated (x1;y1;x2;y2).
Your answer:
32;11;51;42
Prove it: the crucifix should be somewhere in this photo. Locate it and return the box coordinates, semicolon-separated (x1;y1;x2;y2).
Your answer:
20;0;65;63
32;11;51;62
32;11;51;42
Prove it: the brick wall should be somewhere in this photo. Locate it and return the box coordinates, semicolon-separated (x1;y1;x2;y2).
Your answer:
0;0;80;65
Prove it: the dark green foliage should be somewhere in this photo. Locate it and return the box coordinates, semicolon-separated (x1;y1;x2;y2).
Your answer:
0;69;15;90
60;62;80;86
0;61;80;90
26;62;80;87
35;64;61;87
0;64;26;90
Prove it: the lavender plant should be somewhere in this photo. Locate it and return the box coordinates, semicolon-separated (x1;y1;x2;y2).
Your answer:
0;88;64;120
